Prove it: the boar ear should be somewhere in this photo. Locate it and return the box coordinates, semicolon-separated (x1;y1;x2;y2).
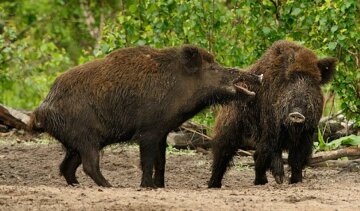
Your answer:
317;57;337;84
181;45;202;73
274;45;295;68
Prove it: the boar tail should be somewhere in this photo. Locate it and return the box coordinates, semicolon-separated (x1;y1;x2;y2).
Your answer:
27;112;45;133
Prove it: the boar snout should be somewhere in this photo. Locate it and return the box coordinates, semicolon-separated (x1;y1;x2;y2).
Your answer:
288;112;306;123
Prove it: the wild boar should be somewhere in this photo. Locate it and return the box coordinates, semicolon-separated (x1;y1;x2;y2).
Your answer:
29;45;262;187
208;40;337;187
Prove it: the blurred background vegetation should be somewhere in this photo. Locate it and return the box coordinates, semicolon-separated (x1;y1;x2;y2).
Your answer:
0;0;359;129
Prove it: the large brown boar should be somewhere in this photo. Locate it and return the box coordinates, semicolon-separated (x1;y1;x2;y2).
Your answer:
29;45;262;188
208;40;337;188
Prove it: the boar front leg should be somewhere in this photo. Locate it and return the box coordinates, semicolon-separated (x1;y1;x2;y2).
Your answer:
253;147;270;185
288;131;313;184
270;151;285;184
254;134;279;185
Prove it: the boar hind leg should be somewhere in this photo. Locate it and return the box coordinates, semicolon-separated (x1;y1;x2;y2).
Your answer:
60;149;81;185
154;138;167;188
80;146;112;187
208;138;237;188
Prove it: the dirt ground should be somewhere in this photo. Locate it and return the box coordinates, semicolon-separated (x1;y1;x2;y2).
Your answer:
0;135;360;211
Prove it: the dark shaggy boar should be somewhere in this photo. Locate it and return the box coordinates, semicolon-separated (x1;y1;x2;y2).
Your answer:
208;40;337;188
29;45;262;188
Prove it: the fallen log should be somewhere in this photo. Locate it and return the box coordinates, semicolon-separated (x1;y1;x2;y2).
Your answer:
310;158;360;169
0;104;30;131
167;131;211;149
310;146;360;165
237;146;360;167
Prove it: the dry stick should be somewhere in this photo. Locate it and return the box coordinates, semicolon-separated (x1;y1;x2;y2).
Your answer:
320;110;343;123
240;147;360;167
187;120;213;131
180;126;212;141
309;147;360;165
310;158;360;168
238;149;254;157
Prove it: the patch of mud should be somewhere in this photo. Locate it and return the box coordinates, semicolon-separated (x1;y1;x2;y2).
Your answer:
0;139;360;210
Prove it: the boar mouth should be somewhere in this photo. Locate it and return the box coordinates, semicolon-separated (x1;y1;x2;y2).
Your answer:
231;73;262;96
224;72;261;96
229;79;255;96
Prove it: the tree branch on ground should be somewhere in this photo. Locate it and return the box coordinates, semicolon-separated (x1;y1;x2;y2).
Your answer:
0;105;29;131
309;147;360;165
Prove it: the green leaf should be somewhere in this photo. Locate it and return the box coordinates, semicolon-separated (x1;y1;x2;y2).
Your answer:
331;25;338;33
129;4;138;13
101;44;110;54
262;27;271;35
337;135;360;146
317;127;327;150
337;34;346;41
327;138;343;150
137;40;146;46
328;42;337;50
322;135;360;151
292;8;301;16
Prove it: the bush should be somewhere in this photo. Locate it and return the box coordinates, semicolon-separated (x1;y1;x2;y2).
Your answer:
97;0;360;127
1;0;359;127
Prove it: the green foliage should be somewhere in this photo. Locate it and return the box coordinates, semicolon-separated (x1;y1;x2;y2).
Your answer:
0;0;359;129
166;144;195;155
0;24;72;108
0;0;118;109
316;127;327;151
315;128;360;152
331;135;360;148
191;108;216;135
97;0;360;127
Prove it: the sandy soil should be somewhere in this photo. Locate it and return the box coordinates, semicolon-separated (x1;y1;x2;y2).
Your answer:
0;135;360;211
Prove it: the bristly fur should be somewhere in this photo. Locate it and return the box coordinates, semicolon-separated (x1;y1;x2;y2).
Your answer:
28;45;261;188
208;40;337;188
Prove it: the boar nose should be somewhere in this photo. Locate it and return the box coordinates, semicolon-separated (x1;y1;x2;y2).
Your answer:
288;112;306;123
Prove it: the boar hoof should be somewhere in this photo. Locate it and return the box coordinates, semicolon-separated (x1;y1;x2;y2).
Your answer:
154;181;165;188
208;181;222;188
274;175;284;184
289;176;302;184
140;180;157;188
254;176;268;185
